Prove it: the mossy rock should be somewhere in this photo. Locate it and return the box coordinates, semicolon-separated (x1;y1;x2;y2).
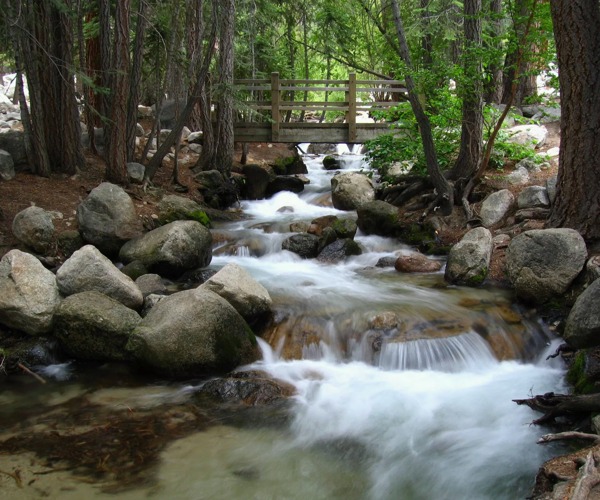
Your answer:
566;350;598;394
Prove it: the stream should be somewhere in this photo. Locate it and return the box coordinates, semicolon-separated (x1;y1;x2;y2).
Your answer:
0;146;567;499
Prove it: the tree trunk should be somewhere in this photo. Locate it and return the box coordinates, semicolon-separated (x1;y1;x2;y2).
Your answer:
450;0;483;182
105;0;130;184
213;0;235;177
126;0;149;162
390;0;453;215
484;0;504;104
547;0;600;241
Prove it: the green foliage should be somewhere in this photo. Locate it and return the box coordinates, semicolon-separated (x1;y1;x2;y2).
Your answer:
567;351;597;395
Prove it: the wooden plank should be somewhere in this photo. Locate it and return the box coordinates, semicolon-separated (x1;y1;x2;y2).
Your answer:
280;86;349;92
280;79;348;85
356;80;405;85
271;72;280;142
357;87;408;93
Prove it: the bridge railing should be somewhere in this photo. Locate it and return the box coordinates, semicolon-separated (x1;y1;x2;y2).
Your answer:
233;73;406;143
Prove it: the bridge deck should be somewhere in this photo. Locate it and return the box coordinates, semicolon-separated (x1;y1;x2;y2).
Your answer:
233;73;406;144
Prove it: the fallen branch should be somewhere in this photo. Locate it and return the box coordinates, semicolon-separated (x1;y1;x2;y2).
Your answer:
0;468;23;488
538;432;600;445
514;392;600;425
18;363;46;384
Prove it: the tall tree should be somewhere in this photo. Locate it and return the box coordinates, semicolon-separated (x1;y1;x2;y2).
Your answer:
450;0;483;184
547;0;600;240
390;0;454;215
104;0;131;184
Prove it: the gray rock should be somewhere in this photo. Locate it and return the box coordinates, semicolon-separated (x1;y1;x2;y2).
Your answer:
515;158;541;173
0;148;15;180
514;208;551;222
12;206;57;254
121;260;148;280
505;229;587;303
157;194;208;225
395;253;443;273
56;230;84;258
564;279;600;349
141;293;167;317
444;227;493;286
56;245;143;309
282;233;320;259
119;220;212;279
127;162;145;184
307;143;337;155
0;250;61;335
356;200;402;237
135;274;167;297
317;238;362;263
0;130;27;166
126;288;259;378
309;215;357;240
506;166;530;186
53;291;141;361
331;172;375;210
201;263;272;327
480;189;515;227
188;131;203;144
76;182;143;256
505;124;548;149
517;186;550;209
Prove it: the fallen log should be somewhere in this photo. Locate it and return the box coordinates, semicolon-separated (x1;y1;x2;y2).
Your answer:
513;392;600;425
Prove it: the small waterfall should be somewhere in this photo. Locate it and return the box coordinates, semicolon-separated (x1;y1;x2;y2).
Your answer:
377;332;497;372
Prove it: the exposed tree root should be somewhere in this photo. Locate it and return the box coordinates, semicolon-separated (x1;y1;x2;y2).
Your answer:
514;392;600;425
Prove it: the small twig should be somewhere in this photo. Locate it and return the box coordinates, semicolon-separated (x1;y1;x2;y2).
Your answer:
18;363;47;384
0;468;23;488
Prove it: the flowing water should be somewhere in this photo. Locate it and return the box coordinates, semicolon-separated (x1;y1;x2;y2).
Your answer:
0;145;567;499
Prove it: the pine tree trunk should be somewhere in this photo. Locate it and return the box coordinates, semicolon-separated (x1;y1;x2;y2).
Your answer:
547;0;600;240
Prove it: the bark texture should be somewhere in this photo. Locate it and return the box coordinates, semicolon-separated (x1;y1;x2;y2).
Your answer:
548;0;600;240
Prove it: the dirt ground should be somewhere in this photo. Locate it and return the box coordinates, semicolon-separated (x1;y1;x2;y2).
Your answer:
0;124;560;278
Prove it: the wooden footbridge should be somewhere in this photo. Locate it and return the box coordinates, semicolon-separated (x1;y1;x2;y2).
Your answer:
233;73;406;144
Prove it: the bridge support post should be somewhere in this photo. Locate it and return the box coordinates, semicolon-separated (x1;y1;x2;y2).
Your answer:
347;73;357;143
271;72;280;142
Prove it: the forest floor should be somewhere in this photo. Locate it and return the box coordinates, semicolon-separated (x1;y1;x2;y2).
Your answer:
0;123;561;283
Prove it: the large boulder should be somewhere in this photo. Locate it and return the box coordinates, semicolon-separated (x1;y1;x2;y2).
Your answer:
563;279;600;349
53;291;141;361
480;189;515;227
56;245;143;310
119;220;212;279
0;149;15;180
505;229;587;303
356;200;403;237
76;182;143;256
331;172;375;210
241;164;274;200
126;288;259;378
444;227;493;286
195;169;238;209
266;176;305;197
0;250;61;335
12;206;58;254
201;263;272;328
157;194;210;226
